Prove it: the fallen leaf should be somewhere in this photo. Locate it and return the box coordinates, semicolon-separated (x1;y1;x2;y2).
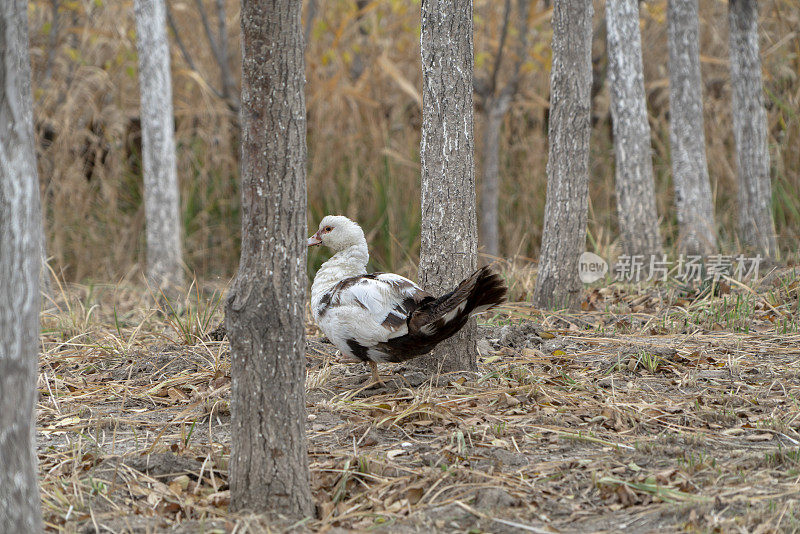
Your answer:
207;490;230;507
406;486;425;505
169;475;191;494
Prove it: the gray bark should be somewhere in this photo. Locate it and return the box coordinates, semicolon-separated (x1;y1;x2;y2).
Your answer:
415;0;478;374
135;0;184;290
225;0;313;517
532;0;592;310
729;0;777;257
0;0;44;529
606;0;663;258
668;0;717;256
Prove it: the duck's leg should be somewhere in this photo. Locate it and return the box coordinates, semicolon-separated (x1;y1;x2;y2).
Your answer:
368;361;384;386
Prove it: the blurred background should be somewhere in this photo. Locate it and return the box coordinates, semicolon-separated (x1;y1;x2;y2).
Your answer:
27;0;800;289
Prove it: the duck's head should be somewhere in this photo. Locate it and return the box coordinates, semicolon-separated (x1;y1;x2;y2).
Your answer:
308;215;365;252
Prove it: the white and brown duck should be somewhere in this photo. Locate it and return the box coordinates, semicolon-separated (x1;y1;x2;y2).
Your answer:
308;215;507;384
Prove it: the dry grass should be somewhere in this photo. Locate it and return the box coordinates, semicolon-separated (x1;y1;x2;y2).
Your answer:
26;0;800;284
36;269;800;532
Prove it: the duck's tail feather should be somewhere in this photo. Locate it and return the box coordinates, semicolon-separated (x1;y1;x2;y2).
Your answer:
377;266;507;363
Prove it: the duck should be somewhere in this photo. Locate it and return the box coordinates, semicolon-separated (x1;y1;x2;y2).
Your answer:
308;215;507;384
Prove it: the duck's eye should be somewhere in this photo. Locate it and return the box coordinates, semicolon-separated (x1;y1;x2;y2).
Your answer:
324;226;332;232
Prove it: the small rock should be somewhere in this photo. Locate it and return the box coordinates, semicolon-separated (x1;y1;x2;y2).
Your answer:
473;487;516;509
207;323;226;341
501;392;520;407
487;448;529;469
498;322;542;349
597;377;616;388
398;371;428;387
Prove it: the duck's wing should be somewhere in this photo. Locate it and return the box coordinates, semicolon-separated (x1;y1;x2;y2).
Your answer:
320;273;433;342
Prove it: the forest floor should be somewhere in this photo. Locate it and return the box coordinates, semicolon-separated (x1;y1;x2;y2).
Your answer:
37;268;800;533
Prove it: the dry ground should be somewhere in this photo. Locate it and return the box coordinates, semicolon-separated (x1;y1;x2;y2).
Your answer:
37;271;800;533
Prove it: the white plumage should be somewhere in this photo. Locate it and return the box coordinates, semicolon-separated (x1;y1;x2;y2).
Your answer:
308;215;507;384
313;273;424;357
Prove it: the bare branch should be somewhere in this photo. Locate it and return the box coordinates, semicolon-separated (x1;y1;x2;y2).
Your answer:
215;0;226;54
55;10;80;107
43;0;60;85
167;2;199;73
193;0;238;111
489;0;512;96
194;0;221;61
165;1;228;103
214;0;238;109
304;0;318;49
499;0;532;102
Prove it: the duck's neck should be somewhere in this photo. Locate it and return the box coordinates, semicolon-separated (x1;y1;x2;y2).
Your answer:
311;242;369;303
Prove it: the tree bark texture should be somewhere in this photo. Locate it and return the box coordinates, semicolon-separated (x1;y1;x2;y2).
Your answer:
416;0;479;374
224;0;313;517
729;0;777;257
532;0;592;310
668;0;717;256
606;0;663;258
0;0;44;529
135;0;184;289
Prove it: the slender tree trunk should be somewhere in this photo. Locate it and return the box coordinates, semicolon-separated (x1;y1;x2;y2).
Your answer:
729;0;777;257
668;0;716;256
606;0;663;258
213;0;237;108
135;0;184;290
532;0;592;310
479;99;507;259
0;0;44;529
415;0;478;374
476;0;531;260
225;0;313;517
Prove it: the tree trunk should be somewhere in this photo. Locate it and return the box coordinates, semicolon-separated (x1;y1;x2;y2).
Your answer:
479;99;507;259
415;0;478;374
605;0;663;258
225;0;313;517
0;0;44;529
532;0;593;310
135;0;184;290
668;0;717;256
729;0;777;257
476;0;531;261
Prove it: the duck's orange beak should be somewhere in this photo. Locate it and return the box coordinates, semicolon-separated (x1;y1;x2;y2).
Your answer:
307;232;322;246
